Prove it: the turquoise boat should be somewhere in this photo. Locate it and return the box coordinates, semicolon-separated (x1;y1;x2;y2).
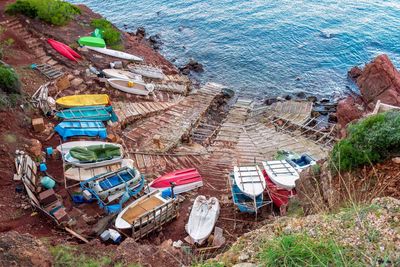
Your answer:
56;106;118;122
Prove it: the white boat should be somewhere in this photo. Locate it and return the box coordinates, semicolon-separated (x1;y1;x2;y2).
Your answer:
115;190;172;229
85;46;143;61
65;159;134;181
108;78;155;96
262;160;300;190
102;69;143;81
64;143;123;168
233;165;266;198
57;141;107;154
128;65;165;80
186;195;220;245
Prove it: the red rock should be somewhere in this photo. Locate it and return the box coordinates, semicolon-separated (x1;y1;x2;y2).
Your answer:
336;95;365;129
348;66;362;80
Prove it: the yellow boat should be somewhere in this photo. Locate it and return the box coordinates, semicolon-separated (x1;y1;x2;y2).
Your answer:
56;94;110;108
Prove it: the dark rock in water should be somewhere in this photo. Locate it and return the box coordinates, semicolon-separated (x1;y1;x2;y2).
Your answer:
264;98;278;105
123;24;128;29
307;96;318;102
136;27;146;38
320;98;330;103
328;113;338;123
348;66;362;80
295;76;301;81
179;59;204;74
156;11;161;16
295;91;306;99
148;34;163;50
283;94;292;100
178;26;184;32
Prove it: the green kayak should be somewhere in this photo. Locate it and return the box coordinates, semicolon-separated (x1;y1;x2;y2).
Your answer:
78;36;106;48
91;28;103;39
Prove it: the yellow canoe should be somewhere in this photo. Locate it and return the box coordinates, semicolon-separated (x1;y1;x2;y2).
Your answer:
56;94;110;108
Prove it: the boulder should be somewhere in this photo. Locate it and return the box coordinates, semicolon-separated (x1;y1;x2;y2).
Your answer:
71;78;84;88
136;27;146;39
27;138;42;157
180;59;204;74
336;95;365;129
348;66;362;80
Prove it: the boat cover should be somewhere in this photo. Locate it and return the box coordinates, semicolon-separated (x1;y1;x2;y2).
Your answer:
70;144;121;162
54;121;107;140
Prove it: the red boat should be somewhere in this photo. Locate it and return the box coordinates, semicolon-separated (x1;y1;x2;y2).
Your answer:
47;39;80;61
148;168;203;195
263;169;296;208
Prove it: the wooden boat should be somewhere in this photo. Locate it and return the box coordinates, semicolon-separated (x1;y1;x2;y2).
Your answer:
229;173;263;213
64;143;123;168
262;160;300;190
108;78;155;96
57;141;109;154
78;36;106;48
186;195;220;245
56;94;110;108
128;65;165;80
47;39;81;61
148;168;203;195
85;46;143;61
81;167;142;202
65;159;134;181
102;69;143;81
233;165;266;198
115;190;172;229
55;105;118;122
54;121;107;140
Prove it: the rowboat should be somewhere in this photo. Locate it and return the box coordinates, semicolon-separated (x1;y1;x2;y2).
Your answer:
108;78;155;96
262;160;300;190
186;195;220;245
57;141;109;154
64;143;123;168
78;36;106;48
65;159;134;181
285;153;316;172
47;39;80;61
56;94;110;108
102;69;143;81
262;169;296;209
229;173;263;213
81;167;142;202
54;121;107;140
115;190;172;229
148;168;203;195
128;65;165;80
55;105;118;122
85;46;143;61
233;165;266;198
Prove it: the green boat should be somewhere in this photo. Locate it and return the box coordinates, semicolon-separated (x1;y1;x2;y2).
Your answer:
78;36;106;48
91;28;103;39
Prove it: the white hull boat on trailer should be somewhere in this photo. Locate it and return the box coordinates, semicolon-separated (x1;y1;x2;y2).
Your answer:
128;65;165;80
108;78;155;96
262;160;300;190
85;46;143;61
233;165;266;198
102;69;143;81
186;195;220;245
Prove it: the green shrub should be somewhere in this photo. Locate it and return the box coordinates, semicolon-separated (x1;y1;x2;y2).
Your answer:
0;66;21;94
330;111;400;171
258;234;354;266
90;18;121;46
6;0;81;26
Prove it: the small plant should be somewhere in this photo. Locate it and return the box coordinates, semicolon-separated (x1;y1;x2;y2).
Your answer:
6;0;81;26
0;66;21;94
0;26;15;59
90;18;122;47
50;245;114;267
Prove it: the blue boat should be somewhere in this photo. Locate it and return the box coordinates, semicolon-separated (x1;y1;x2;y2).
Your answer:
230;173;263;213
56;105;118;122
54;121;107;140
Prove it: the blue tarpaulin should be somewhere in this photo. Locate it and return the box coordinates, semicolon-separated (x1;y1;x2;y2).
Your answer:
54;121;107;140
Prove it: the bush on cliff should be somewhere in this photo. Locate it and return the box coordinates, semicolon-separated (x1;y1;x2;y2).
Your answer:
90;18;122;48
6;0;81;26
330;111;400;171
0;66;21;94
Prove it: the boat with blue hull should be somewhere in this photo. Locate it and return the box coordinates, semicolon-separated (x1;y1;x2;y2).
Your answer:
230;173;263;213
56;106;118;122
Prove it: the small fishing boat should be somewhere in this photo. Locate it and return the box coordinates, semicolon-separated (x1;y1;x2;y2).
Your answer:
229;173;263;213
81;166;142;202
148;168;203;195
262;170;296;209
54;121;107;140
78;36;106;48
56;105;118;122
64;143;123;168
85;46;143;61
56;94;110;108
186;195;220;245
102;69;143;81
285;153;316;172
57;141;109;154
65;159;134;181
108;78;155;96
262;160;299;190
233;165;266;198
128;65;165;80
47;39;81;61
115;190;172;229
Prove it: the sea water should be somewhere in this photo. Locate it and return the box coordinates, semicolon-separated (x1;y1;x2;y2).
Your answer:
69;0;400;98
